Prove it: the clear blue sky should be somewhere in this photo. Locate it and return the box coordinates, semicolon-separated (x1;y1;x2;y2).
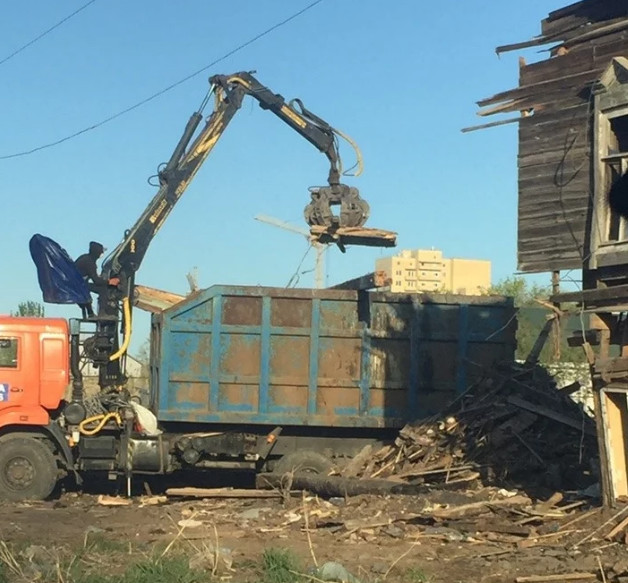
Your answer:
0;0;570;354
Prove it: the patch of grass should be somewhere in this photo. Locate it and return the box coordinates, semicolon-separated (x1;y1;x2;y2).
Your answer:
115;556;205;583
82;531;129;554
404;567;431;583
261;548;301;583
0;541;205;583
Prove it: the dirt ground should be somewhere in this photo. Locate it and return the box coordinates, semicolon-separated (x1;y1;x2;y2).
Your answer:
1;482;627;583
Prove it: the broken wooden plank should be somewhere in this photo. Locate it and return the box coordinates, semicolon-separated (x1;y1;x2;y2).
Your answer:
605;514;628;540
515;574;596;583
461;116;523;133
506;396;596;436
430;495;532;520
551;284;628;304
341;445;373;477
97;495;132;506
165;487;286;499
134;284;187;313
310;226;397;249
330;271;391;291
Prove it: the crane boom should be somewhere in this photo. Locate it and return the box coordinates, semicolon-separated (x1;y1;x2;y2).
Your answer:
92;71;370;389
102;71;368;283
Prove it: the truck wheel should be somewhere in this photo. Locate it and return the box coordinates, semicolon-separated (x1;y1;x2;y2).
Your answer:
275;451;333;476
0;436;58;501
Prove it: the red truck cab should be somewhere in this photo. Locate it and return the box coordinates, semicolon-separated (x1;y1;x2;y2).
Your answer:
0;317;69;430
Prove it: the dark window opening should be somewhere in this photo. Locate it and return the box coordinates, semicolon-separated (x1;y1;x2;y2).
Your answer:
0;338;18;368
605;115;628;242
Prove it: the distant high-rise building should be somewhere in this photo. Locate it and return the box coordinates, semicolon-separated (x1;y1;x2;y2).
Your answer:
376;249;491;295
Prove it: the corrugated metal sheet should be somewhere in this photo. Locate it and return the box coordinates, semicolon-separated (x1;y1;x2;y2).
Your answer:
151;286;516;428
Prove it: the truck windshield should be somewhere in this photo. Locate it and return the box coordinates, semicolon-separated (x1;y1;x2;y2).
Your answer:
0;338;18;368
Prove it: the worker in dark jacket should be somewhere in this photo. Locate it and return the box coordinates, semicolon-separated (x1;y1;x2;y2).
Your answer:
74;241;119;318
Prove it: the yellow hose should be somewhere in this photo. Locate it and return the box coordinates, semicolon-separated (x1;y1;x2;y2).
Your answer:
109;297;132;362
79;412;122;436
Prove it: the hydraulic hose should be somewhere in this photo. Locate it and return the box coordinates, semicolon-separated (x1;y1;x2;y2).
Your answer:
109;296;132;362
79;412;122;436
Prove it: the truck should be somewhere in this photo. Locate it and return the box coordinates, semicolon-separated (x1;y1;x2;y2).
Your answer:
0;287;515;501
0;72;515;500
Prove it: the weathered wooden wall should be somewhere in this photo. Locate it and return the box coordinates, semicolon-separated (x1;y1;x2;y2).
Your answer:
476;1;628;273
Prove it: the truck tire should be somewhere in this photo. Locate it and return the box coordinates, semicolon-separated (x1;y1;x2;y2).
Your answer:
274;451;333;476
0;436;58;501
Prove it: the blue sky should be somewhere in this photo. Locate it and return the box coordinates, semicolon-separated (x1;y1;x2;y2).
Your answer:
1;0;569;353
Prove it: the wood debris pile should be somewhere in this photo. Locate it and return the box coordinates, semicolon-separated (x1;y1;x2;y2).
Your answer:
347;362;598;492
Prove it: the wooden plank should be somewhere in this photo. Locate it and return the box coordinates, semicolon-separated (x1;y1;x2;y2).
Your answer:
479;90;591;118
518;224;587;244
515;574;596;583
166;487;286;498
430;495;532;520
595;357;628;374
134;284;187;313
518;234;585;253
543;1;627;37
518;147;590;170
605;513;628;539
519;213;588;231
477;68;600;109
310;226;397;249
520;47;596;87
551;284;628;303
519;257;582;273
519;105;590;136
330;271;391;291
518;190;590;208
498;19;625;55
507;396;596;436
461;116;522;133
564;20;628;49
519;158;588;182
600;390;628;498
519;125;590;153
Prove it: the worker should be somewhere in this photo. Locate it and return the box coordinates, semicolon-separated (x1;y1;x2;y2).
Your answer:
74;241;119;318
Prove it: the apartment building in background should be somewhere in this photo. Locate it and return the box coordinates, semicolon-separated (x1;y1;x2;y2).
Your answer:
376;249;491;295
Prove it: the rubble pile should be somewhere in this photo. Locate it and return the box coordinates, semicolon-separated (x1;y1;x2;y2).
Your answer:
349;362;599;492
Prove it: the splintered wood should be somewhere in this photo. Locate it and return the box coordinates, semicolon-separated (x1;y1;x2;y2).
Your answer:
309;225;397;248
344;362;598;491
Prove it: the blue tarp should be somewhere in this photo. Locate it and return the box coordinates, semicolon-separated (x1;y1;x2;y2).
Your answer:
29;234;90;304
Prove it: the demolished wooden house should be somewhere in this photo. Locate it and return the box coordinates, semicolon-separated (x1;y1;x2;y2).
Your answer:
473;0;628;506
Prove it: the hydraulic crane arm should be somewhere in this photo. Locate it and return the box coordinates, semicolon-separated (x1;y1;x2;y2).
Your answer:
102;71;369;283
91;71;371;390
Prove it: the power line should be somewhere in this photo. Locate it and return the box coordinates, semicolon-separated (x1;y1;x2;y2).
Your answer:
0;0;99;68
0;0;325;161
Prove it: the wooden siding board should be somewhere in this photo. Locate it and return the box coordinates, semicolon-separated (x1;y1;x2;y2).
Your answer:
474;2;628;273
519;197;589;215
518;146;589;169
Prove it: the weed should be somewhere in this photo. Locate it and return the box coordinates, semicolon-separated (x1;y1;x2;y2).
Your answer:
82;531;128;554
119;556;206;583
404;566;431;583
261;548;301;583
0;540;205;583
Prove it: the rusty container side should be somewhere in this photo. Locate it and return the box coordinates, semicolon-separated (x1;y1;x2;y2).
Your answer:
151;286;516;428
368;292;517;418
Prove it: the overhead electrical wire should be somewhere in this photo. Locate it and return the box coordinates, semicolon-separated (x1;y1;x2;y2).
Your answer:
0;0;99;68
0;0;326;161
